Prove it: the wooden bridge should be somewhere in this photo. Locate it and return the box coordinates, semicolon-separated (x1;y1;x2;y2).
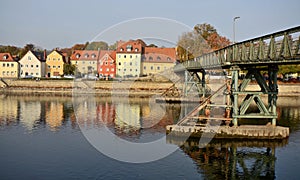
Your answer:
166;26;300;137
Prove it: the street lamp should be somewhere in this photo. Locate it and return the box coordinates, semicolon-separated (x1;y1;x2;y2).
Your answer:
233;16;240;44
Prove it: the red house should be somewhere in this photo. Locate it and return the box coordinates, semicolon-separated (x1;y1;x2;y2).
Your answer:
97;50;116;79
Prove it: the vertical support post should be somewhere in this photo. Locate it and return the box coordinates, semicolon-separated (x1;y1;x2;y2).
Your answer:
184;70;188;97
231;66;240;126
202;70;206;98
268;65;278;126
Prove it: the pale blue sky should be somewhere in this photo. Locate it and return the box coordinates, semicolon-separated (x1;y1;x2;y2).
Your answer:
0;0;299;49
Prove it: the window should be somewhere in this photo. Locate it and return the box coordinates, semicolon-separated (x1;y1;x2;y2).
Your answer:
100;68;102;71
26;65;28;67
106;68;109;72
91;54;96;58
31;72;33;75
124;69;126;72
124;55;126;58
167;57;171;61
3;55;7;60
48;65;51;68
7;63;9;67
82;61;85;64
135;48;138;52
31;65;34;68
21;64;23;67
157;66;160;70
111;68;114;71
105;62;108;65
76;54;80;58
118;55;121;58
144;66;146;70
130;55;132;59
36;73;39;75
82;67;85;70
120;48;124;52
149;56;153;61
130;69;132;72
130;62;132;66
28;56;31;60
126;45;132;52
36;65;39;68
119;62;121;66
84;54;89;58
58;58;60;61
53;58;56;60
157;56;161;61
151;66;153;70
11;63;14;67
2;63;5;67
53;66;56;68
58;66;61;68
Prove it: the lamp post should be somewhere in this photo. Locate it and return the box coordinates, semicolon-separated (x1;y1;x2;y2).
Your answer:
233;16;240;44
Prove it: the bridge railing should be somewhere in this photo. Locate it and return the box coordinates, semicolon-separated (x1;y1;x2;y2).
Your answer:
175;26;300;71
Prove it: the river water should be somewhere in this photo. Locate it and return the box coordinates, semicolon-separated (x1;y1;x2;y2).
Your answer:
0;95;299;179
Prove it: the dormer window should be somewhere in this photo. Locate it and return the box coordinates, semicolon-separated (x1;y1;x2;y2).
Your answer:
126;45;132;52
167;57;171;61
149;56;153;61
84;54;89;58
3;55;8;60
76;54;80;58
120;48;124;52
134;48;139;52
91;54;96;58
157;56;161;61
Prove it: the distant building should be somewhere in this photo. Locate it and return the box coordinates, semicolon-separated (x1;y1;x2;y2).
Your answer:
0;52;19;78
46;50;68;77
97;50;116;78
70;50;99;76
142;47;176;76
19;50;46;78
116;39;146;78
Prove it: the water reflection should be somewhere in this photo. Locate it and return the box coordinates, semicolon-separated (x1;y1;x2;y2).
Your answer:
167;137;287;180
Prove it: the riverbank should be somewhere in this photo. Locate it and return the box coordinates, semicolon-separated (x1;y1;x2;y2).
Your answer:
1;79;300;97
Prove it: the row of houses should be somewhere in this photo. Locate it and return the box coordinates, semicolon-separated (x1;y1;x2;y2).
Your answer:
0;39;176;79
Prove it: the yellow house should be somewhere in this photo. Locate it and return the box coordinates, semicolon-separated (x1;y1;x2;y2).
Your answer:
46;50;67;77
142;47;176;76
0;53;19;78
116;39;146;78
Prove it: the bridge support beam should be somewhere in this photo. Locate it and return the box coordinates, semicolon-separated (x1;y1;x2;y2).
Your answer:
230;65;278;126
231;66;240;126
183;70;206;98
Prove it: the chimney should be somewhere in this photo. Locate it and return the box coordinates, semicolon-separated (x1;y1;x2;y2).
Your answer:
43;49;47;60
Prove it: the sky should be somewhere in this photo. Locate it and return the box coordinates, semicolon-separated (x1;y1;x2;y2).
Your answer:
0;0;299;50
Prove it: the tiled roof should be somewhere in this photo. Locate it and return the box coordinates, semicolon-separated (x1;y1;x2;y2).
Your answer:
143;47;176;63
70;50;116;61
0;53;15;62
116;39;146;53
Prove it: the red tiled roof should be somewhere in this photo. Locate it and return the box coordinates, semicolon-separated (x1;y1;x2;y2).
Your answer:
0;53;15;62
116;39;146;53
143;47;176;63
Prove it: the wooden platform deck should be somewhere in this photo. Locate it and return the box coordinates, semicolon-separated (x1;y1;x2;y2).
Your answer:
166;125;289;139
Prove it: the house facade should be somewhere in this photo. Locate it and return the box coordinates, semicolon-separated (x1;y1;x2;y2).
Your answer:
70;50;98;76
19;50;46;78
142;47;176;76
116;39;146;78
97;50;116;78
46;50;67;77
0;53;19;78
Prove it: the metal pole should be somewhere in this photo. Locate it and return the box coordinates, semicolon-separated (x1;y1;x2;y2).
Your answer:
233;17;240;43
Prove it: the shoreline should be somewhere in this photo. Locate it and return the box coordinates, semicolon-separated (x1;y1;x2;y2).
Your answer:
1;79;300;97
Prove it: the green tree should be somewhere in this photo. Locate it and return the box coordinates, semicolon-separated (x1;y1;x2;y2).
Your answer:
63;64;76;75
85;41;109;50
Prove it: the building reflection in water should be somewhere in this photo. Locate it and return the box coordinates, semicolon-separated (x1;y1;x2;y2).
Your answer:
0;95;19;126
19;98;42;131
45;101;64;131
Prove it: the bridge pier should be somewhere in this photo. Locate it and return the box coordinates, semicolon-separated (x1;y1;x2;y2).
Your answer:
230;65;278;126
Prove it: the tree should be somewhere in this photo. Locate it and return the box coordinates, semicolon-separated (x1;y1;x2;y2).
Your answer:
85;41;109;50
63;64;76;75
177;23;231;61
